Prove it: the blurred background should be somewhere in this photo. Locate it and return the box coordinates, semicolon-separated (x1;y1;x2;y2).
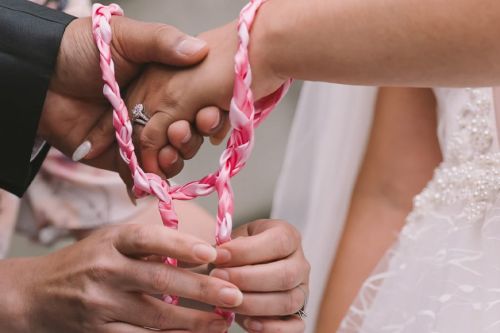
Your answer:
8;1;301;332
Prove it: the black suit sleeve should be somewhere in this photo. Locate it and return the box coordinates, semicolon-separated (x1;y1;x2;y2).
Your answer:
0;0;75;196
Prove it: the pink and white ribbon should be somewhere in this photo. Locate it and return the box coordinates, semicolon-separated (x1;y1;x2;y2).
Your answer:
92;1;291;326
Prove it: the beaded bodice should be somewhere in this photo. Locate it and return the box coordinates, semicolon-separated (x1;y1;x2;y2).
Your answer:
409;88;500;224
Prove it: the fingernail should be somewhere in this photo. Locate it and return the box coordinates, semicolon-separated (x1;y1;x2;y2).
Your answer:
182;129;192;144
72;140;92;161
219;287;243;307
177;37;207;56
209;320;228;333
210;111;221;130
193;243;217;262
169;151;179;165
215;248;231;264
245;319;263;332
210;268;230;281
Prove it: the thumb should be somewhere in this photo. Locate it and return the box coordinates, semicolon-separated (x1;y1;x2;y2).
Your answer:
112;16;208;66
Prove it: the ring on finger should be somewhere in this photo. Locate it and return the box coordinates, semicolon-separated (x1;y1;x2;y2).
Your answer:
294;285;308;319
132;103;151;126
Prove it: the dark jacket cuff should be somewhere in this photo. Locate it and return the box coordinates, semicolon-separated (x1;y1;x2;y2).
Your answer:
0;0;75;196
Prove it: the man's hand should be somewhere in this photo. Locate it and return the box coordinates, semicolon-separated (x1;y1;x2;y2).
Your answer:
39;16;225;180
0;224;243;333
212;219;310;333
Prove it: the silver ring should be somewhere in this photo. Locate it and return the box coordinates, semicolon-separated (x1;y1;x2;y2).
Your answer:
132;104;150;126
294;285;308;319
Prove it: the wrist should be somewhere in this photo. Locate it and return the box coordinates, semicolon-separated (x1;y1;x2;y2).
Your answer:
0;258;34;332
50;17;104;96
249;0;290;90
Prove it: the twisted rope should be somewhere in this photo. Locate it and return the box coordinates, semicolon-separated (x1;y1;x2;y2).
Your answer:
92;1;291;326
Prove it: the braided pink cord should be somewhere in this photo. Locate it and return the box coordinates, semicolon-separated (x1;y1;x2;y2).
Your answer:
92;0;292;326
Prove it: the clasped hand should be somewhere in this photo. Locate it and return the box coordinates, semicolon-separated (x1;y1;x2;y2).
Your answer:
37;13;308;333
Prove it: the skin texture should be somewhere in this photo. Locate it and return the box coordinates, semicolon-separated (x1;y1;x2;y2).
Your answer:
33;15;308;333
213;219;309;333
253;0;500;86
125;0;500;169
0;223;238;333
74;200;309;333
41;16;226;182
0;216;308;333
315;88;443;332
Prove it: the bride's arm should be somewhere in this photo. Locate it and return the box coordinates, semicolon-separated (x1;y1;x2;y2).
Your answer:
254;0;500;87
316;87;441;332
123;0;499;177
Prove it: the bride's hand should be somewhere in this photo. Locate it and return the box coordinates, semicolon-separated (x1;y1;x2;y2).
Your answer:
124;21;284;177
0;224;243;333
211;219;309;333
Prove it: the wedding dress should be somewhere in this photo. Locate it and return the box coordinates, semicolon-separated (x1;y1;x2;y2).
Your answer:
337;87;500;332
274;85;500;332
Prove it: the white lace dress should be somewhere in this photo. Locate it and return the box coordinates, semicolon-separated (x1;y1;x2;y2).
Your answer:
339;87;500;332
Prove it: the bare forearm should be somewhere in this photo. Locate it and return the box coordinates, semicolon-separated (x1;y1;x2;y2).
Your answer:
316;88;441;331
253;0;500;86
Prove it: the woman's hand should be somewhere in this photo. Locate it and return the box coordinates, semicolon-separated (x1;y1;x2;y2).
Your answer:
124;22;284;176
212;219;310;333
0;224;244;333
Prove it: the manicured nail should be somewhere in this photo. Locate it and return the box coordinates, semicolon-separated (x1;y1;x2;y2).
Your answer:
169;151;179;165
218;287;243;307
215;248;231;264
193;243;217;262
210;268;230;281
72;140;91;161
182;129;192;144
210;111;221;130
209;320;228;333
245;319;263;332
177;37;207;56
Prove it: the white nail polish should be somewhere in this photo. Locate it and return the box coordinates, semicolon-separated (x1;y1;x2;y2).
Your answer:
72;140;92;161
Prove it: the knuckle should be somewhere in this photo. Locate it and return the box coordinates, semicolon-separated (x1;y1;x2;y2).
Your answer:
304;259;312;277
79;287;109;314
281;220;302;244
275;231;294;258
151;310;172;329
281;262;300;290
88;256;116;282
196;277;212;303
139;130;158;151
227;268;241;286
129;224;149;250
153;24;182;49
151;267;170;292
191;313;214;332
285;289;304;315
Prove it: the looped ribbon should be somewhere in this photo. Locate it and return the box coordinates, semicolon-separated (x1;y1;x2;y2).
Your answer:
91;1;292;327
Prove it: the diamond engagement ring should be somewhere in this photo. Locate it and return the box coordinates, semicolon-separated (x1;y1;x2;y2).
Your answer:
294;285;308;319
132;104;150;126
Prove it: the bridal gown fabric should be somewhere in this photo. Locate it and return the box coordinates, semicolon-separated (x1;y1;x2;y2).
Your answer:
274;85;500;332
272;83;377;332
339;87;500;333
